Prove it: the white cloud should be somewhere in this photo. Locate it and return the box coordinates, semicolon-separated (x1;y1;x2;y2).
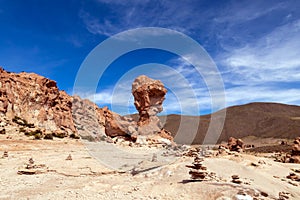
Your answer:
79;1;205;36
79;10;120;36
77;1;300;114
225;86;300;106
213;1;285;25
76;61;216;115
221;19;300;84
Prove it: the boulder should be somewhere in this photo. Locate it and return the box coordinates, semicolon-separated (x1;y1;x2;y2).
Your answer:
290;137;300;163
103;106;137;138
228;137;245;152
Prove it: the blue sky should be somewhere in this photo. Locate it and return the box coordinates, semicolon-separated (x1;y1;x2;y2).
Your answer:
0;0;300;115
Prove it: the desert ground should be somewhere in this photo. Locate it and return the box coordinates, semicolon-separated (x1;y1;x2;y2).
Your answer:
1;133;299;200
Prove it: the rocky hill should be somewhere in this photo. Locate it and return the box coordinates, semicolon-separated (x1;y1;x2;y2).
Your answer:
0;67;79;138
1;67;299;144
0;67;113;140
162;102;300;144
0;68;172;144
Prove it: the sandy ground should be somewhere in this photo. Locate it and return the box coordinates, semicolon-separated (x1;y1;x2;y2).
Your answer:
0;135;300;200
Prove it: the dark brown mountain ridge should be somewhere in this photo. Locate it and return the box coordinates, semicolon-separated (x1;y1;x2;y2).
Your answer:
160;102;300;144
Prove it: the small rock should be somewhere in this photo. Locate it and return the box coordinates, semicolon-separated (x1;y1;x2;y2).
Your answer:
258;160;266;165
2;151;8;158
151;153;157;162
66;154;72;160
279;191;290;199
0;128;5;134
260;191;268;197
288;181;298;186
29;158;34;165
232;175;240;179
232;179;242;184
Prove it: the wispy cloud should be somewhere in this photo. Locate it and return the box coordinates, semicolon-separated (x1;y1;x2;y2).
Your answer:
225;86;300;106
220;19;300;84
77;1;300;114
79;1;205;36
213;1;285;24
77;61;213;115
217;18;300;107
79;10;120;36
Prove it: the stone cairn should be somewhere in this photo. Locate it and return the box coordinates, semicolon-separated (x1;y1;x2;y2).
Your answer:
231;175;242;184
27;158;35;168
66;154;72;161
186;156;208;181
18;158;48;175
2;151;8;158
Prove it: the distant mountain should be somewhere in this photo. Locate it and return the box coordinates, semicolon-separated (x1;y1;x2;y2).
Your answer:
160;103;300;144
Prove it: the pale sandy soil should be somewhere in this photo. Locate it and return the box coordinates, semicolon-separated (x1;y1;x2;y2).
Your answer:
0;135;299;200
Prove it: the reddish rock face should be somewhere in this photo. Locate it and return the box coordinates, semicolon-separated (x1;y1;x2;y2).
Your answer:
132;75;167;136
292;137;300;153
228;137;245;152
0;67;77;137
290;137;300;163
132;75;167;125
0;68;172;143
102;106;137;138
102;75;172;142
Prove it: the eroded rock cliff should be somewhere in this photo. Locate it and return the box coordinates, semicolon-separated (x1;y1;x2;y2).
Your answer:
0;67;78;138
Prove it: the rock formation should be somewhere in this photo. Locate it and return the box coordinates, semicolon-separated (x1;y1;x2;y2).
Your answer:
132;75;167;135
231;175;242;184
286;172;300;182
186;156;208;180
2;151;8;158
102;75;173;144
0;68;172;144
228;137;245;152
102;106;137;138
72;95;106;140
0;67;78;138
274;137;300;164
290;137;300;163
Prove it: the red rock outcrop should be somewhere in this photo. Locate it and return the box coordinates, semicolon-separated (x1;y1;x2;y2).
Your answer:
132;75;167;135
228;137;245;152
102;106;137;138
102;75;173;144
0;68;173;144
0;67;78;138
290;137;300;163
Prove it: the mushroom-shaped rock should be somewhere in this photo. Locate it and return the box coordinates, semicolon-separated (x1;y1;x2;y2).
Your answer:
132;75;167;124
132;75;167;135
